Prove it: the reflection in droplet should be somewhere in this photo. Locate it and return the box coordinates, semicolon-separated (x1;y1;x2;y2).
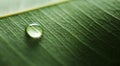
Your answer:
26;23;43;39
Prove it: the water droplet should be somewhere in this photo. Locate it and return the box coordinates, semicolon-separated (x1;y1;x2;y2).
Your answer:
26;23;43;39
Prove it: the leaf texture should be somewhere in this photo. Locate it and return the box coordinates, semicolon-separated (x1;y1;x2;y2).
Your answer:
0;0;120;66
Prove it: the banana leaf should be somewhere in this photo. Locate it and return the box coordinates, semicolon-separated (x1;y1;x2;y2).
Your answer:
0;0;120;66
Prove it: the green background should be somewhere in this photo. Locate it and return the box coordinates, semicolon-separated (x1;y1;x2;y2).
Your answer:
0;0;120;66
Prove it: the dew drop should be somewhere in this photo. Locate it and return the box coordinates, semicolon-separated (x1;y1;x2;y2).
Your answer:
26;23;43;39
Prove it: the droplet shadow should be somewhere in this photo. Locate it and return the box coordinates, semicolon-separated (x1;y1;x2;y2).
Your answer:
24;30;42;48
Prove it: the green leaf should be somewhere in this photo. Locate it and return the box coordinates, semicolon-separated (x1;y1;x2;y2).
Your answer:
0;0;120;66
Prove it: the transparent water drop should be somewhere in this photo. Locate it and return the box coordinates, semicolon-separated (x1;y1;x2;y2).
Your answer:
26;23;43;39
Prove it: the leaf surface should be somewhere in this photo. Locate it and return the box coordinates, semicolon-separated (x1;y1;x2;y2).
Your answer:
0;0;120;66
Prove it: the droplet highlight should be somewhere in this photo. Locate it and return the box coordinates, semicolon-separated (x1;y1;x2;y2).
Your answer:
26;23;43;39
